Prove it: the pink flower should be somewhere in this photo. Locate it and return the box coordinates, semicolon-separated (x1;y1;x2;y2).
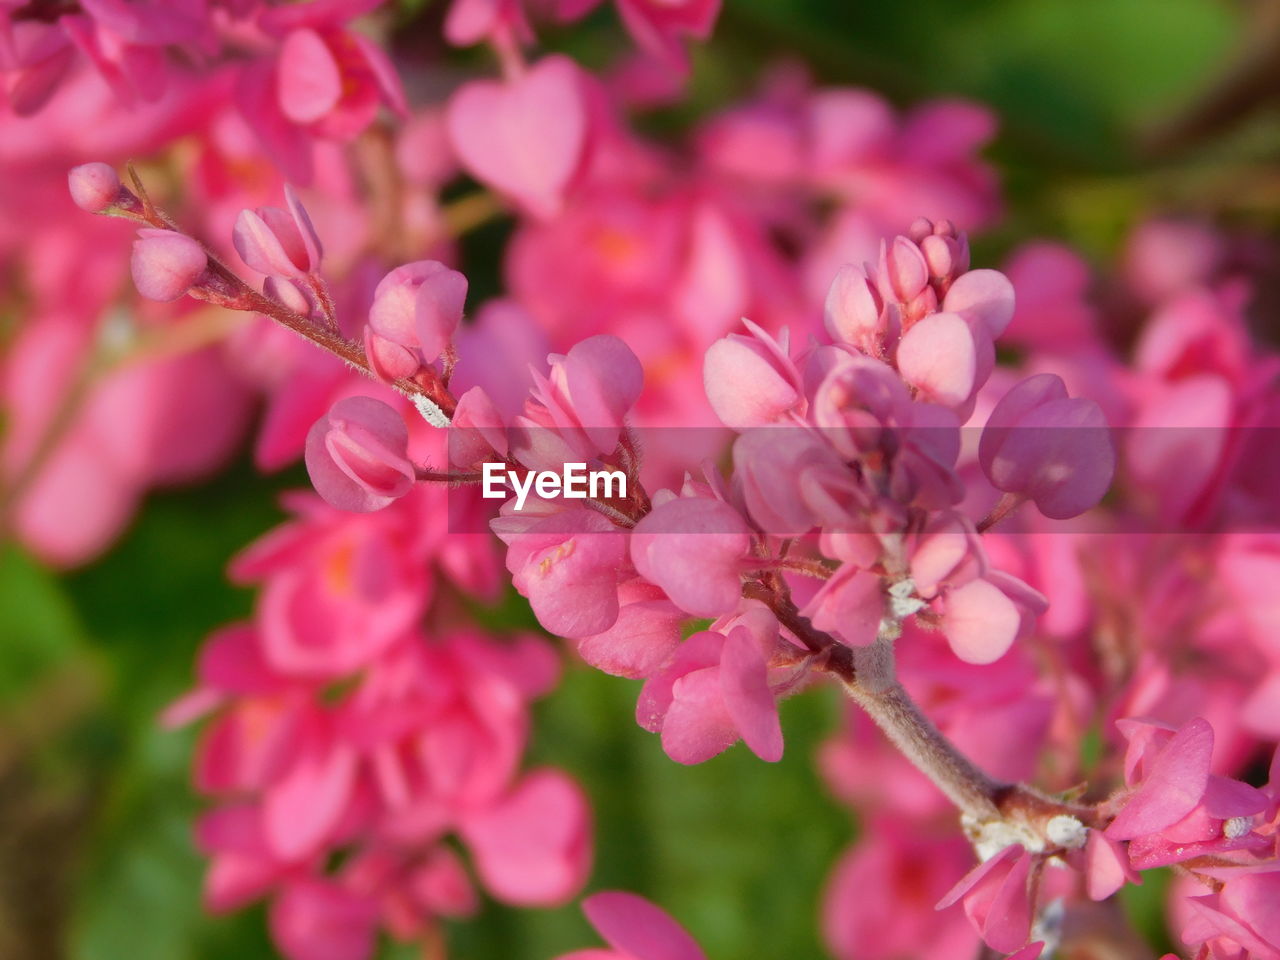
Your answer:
305;396;416;513
446;55;590;219
269;878;379;960
495;506;629;638
576;579;685;679
1103;717;1271;870
459;769;593;906
896;311;977;409
229;495;431;678
824;263;897;357
637;620;783;764
936;844;1034;954
979;372;1115;520
556;890;708;960
1175;871;1280;959
824;819;978;960
130;229;208;301
630;495;752;618
802;565;884;648
510;334;644;466
233;187;324;280
67;161;122;212
366;260;468;368
703;319;803;429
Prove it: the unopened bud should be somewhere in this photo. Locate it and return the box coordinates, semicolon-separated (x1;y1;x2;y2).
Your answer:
68;162;122;213
131;229;208;302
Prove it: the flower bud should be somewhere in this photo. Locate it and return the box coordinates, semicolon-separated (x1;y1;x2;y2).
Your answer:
369;260;467;364
363;326;420;383
130;229;208;302
304;396;416;512
68;162;121;212
703;319;802;429
979;373;1114;519
263;275;315;316
879;236;929;303
823;264;887;352
232;186;322;278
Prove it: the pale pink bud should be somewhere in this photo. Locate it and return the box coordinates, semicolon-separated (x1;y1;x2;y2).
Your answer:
896;312;977;408
363;326;420;383
921;233;957;279
130;229;208;302
449;385;508;468
907;217;935;243
369;261;467;364
304;396;416;512
415;265;467;362
263;275;315;316
879;236;929;303
232;187;322;278
67;162;121;212
979;373;1114;519
823;264;886;350
703;320;802;429
942;268;1015;339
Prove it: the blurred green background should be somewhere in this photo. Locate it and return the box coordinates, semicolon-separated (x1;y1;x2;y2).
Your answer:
3;0;1278;957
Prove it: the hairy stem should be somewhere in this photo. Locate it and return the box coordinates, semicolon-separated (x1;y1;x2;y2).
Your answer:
840;639;1005;822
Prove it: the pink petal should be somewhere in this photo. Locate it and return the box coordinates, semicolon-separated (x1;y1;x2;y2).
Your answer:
1084;830;1139;901
263;740;357;860
445;55;587;219
1107;717;1214;841
269;879;378;960
943;268;1015;338
719;626;782;762
630;498;751;618
982;850;1033;953
896;312;976;408
277;29;342;124
942;578;1020;665
582;891;707;960
460;770;592;906
802;565;883;648
662;667;739;764
562;335;644;451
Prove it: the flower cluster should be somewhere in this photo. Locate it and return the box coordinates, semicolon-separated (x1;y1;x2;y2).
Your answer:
70;150;1280;955
162;478;592;960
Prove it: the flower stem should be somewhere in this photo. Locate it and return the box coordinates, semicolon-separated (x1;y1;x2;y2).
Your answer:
840;640;1005;821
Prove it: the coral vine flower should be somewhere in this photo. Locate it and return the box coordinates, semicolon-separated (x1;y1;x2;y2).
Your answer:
234;186;325;280
637;604;785;764
366;260;468;374
936;844;1034;954
305;396;416;513
980;373;1115;520
130;229;208;302
629;496;752;618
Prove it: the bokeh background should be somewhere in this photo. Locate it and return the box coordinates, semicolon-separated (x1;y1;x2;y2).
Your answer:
3;0;1279;957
